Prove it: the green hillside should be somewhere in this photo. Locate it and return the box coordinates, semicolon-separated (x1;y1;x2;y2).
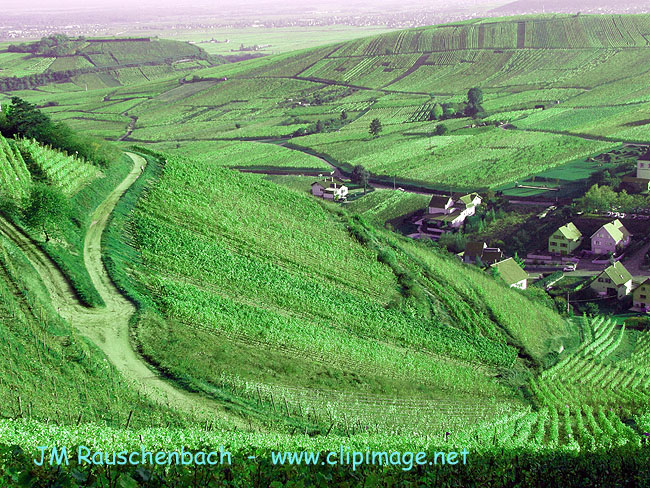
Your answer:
97;146;577;435
0;135;31;200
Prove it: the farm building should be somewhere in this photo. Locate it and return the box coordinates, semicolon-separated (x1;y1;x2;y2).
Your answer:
428;195;455;214
423;210;465;230
632;279;650;312
311;178;348;200
591;261;633;299
548;222;583;255
481;248;505;265
491;258;528;290
591;220;631;255
464;241;487;263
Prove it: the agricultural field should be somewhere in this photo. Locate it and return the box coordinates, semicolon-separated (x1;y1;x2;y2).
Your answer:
3;16;648;190
291;124;616;190
135;25;396;55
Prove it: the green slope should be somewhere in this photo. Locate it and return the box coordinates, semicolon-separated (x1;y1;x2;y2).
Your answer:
102;145;577;434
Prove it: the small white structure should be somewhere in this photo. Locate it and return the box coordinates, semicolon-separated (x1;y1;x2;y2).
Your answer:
424;192;482;231
311;178;348;200
491;258;528;290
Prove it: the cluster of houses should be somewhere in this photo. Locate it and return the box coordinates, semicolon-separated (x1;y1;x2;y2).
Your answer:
548;219;631;256
462;242;528;289
547;218;649;309
311;177;349;201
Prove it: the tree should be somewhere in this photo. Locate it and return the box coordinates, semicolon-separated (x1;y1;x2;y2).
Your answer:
351;165;370;194
434;124;448;136
429;103;443;121
315;120;324;133
513;252;525;268
582;302;599;317
2;96;51;140
442;104;456;118
23;183;68;243
468;87;484;106
340;110;348;121
369;118;382;137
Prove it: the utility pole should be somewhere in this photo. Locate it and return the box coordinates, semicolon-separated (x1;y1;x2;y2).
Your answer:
393;175;396;190
567;291;570;315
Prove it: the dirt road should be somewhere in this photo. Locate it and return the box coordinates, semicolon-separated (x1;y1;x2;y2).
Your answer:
0;153;243;426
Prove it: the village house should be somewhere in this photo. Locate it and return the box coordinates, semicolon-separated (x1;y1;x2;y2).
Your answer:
632;279;650;312
464;241;487;263
591;219;631;255
591;261;633;299
311;178;348;200
548;222;583;255
491;258;528;290
622;149;650;193
463;241;505;266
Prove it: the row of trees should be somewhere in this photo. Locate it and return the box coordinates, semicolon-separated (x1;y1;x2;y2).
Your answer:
8;34;80;56
427;87;486;121
577;184;650;213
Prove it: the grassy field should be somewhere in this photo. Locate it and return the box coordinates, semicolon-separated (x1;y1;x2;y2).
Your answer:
132;26;397;56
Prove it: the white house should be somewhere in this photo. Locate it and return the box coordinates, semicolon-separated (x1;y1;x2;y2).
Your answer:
311;178;348;200
591;220;631;255
457;193;482;218
428;195;455;214
591;261;633;299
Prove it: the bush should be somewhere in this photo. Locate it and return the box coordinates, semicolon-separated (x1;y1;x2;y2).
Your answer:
624;316;650;330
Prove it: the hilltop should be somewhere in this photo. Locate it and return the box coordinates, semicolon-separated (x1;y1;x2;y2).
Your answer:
0;34;221;92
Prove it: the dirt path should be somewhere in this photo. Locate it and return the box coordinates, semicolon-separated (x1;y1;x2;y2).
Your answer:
0;153;244;427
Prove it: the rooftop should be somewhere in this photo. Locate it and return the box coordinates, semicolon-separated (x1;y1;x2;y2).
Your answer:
601;261;633;286
491;258;528;286
428;194;454;209
556;222;582;241
592;219;631;242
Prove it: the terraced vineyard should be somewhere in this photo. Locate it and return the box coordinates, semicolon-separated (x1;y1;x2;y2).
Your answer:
532;317;650;410
5;15;644;189
524;317;650;449
15;138;100;195
0;134;31;200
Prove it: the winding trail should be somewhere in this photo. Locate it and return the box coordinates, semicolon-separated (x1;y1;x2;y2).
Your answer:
0;153;243;426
